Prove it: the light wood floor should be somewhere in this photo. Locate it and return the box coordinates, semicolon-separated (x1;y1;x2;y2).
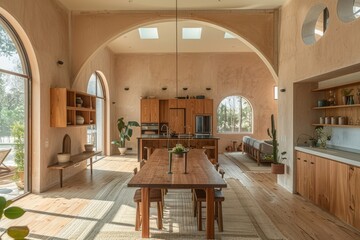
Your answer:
1;154;360;240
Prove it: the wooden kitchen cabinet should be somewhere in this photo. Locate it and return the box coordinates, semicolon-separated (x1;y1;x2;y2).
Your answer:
315;156;330;211
296;151;315;201
195;99;213;115
141;99;159;123
348;166;360;229
168;108;185;134
329;160;349;223
50;88;96;127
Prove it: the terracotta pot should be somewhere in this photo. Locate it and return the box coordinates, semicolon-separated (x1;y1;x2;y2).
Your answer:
271;163;285;174
173;152;184;158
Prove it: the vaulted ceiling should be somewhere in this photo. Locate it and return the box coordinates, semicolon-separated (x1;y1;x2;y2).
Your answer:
58;0;286;53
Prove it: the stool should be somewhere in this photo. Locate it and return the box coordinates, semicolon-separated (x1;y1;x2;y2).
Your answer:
144;146;153;160
231;140;237;152
202;146;215;161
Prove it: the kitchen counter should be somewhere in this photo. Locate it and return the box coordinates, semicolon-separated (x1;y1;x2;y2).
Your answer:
138;134;219;139
138;136;219;162
295;146;360;167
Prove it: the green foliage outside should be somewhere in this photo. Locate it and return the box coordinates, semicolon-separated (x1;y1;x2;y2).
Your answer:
0;196;29;239
217;96;252;133
11;122;25;176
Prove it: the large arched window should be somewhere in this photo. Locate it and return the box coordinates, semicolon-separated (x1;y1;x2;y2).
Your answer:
217;95;253;133
87;72;105;160
0;16;31;198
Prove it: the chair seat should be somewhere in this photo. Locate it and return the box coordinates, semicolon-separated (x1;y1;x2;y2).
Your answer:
194;189;225;201
133;188;163;202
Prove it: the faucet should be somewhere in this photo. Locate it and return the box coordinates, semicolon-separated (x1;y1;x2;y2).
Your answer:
161;124;170;137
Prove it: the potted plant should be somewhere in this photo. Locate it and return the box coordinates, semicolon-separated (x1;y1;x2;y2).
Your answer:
267;114;287;174
171;143;188;158
111;117;140;155
341;88;353;105
315;126;332;148
11;122;25;188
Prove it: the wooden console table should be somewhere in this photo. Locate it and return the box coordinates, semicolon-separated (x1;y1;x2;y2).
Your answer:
48;151;101;188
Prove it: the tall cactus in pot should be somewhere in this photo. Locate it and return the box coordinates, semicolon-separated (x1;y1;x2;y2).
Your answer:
267;114;279;164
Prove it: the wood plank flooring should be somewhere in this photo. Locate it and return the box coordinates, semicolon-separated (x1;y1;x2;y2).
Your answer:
0;154;359;239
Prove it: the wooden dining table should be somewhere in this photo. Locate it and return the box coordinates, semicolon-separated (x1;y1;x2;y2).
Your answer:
128;148;227;239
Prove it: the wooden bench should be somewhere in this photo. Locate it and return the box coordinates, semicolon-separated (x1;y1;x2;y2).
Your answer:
48;151;101;188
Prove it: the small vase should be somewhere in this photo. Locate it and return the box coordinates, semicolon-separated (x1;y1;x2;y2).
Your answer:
347;95;355;105
342;96;348;105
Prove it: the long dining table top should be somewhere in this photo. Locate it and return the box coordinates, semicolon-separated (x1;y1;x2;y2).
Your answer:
128;148;227;189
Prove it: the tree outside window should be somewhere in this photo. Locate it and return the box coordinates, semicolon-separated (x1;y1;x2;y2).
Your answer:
217;96;253;133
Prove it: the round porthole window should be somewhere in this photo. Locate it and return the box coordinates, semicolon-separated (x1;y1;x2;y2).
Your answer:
301;4;330;45
337;0;360;22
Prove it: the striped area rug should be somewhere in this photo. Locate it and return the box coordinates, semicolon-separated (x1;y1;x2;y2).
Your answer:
224;152;271;172
54;176;285;239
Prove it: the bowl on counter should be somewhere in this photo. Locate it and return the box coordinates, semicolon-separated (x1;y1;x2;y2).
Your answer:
84;144;94;152
57;153;71;163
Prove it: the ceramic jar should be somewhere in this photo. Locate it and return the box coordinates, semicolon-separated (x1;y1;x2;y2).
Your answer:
76;115;85;124
325;116;331;124
331;116;338;125
76;97;83;107
338;116;348;125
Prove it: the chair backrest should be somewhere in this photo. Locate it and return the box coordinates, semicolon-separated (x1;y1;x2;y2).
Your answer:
140;159;147;169
0;149;11;163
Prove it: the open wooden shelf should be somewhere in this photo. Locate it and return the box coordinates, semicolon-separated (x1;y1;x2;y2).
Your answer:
313;104;360;110
51;88;97;127
312;124;360;128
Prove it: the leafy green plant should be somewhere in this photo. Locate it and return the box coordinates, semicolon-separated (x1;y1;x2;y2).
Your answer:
111;117;140;148
171;144;186;154
11;122;24;178
0;196;29;239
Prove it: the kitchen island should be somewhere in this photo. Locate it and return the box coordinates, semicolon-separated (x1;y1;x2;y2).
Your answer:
138;135;219;162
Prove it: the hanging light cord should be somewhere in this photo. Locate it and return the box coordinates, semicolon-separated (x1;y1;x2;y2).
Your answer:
175;0;179;98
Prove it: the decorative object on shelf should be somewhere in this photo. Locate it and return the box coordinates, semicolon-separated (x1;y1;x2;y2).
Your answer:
267;114;286;174
357;88;360;104
315;126;332;148
328;90;336;106
338;116;348;125
341;88;353;105
76;115;85;125
84;144;94;152
111;117;140;155
319;116;324;124
76;97;83;107
324;116;331;124
331;116;338;125
317;99;328;107
347;95;355;105
57;153;71;163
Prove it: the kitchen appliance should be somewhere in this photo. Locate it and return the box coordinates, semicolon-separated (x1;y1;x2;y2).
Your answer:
141;123;159;135
195;115;212;135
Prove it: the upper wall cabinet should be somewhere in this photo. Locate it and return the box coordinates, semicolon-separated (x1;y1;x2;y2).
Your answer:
141;99;159;123
50;88;96;127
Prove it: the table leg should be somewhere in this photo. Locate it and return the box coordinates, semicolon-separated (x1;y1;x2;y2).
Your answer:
59;169;63;188
215;140;219;163
206;188;215;239
141;187;150;238
90;157;93;175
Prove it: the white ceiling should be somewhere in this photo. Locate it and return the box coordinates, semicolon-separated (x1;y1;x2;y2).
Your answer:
58;0;286;53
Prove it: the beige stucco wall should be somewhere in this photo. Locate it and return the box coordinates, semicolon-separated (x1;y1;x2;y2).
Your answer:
278;0;360;192
70;10;279;83
112;52;277;154
0;0;96;192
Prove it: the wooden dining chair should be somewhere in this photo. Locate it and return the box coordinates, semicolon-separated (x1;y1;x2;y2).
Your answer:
194;168;225;232
133;163;163;230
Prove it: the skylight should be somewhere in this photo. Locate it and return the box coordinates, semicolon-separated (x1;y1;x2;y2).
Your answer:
182;28;202;39
224;32;236;39
138;28;159;39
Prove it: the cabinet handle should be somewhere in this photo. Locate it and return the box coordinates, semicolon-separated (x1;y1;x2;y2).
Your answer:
297;158;300;160
310;162;315;164
350;166;354;170
304;160;307;162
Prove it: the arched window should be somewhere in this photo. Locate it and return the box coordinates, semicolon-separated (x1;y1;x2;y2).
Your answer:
0;16;31;198
217;95;253;133
87;72;105;160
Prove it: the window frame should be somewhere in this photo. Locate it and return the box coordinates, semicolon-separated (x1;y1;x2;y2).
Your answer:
216;95;254;134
